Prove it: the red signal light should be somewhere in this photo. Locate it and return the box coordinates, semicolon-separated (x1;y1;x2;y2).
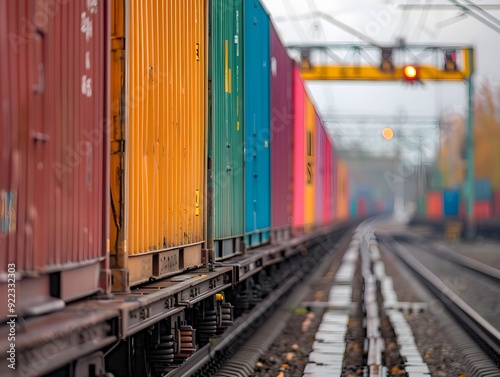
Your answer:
403;65;418;81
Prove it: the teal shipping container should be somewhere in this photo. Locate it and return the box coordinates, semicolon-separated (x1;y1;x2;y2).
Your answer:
244;0;271;247
210;0;245;259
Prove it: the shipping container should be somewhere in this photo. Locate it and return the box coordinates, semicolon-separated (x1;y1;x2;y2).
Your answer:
244;0;270;247
210;0;245;259
350;199;358;218
474;179;493;200
357;198;367;217
426;191;443;219
315;115;325;227
270;24;294;241
323;137;332;224
110;0;206;291
337;160;350;220
0;0;109;317
330;146;338;221
304;96;316;232
494;190;500;217
292;67;306;233
474;200;492;219
443;189;460;217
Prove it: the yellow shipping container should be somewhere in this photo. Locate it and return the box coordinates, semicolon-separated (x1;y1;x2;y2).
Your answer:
110;0;207;291
337;160;349;220
304;96;316;232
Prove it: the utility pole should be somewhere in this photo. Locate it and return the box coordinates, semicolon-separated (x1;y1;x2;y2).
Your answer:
465;48;475;240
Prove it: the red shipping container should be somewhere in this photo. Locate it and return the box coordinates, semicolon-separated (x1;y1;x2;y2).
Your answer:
474;201;492;219
426;191;443;219
357;198;367;217
330;146;338;220
494;191;500;217
270;24;294;240
0;0;109;318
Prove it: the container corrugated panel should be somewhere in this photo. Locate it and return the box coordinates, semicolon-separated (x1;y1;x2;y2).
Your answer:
304;95;316;232
314;114;325;227
292;67;305;233
210;0;245;259
426;191;443;219
443;189;460;217
270;23;294;240
244;0;270;247
0;0;108;316
110;0;206;290
323;137;332;224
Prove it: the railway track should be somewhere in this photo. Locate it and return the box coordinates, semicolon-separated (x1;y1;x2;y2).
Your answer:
163;226;352;377
379;232;500;373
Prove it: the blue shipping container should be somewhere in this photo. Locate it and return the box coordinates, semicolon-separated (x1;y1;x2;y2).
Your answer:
244;0;271;247
475;179;492;200
443;189;460;216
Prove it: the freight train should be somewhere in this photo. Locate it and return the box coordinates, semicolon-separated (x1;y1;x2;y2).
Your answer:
0;1;351;376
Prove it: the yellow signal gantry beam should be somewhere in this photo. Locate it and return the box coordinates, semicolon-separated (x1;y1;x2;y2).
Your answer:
295;47;473;82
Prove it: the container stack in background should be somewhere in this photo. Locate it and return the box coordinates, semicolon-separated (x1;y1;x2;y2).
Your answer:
424;85;500;226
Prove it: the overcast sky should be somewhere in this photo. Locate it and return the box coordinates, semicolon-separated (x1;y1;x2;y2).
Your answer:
261;0;500;155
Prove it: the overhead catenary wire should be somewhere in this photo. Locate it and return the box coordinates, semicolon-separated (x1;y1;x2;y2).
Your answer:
448;0;500;33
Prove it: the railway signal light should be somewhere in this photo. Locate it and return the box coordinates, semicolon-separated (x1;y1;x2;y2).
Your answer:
382;127;394;140
444;49;457;71
403;64;418;82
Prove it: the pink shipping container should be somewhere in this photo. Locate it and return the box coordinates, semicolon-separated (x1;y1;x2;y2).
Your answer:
0;0;109;318
270;24;294;241
315;113;325;227
292;66;306;234
494;191;500;217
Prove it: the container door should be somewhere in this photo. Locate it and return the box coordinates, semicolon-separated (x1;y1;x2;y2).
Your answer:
210;0;245;258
